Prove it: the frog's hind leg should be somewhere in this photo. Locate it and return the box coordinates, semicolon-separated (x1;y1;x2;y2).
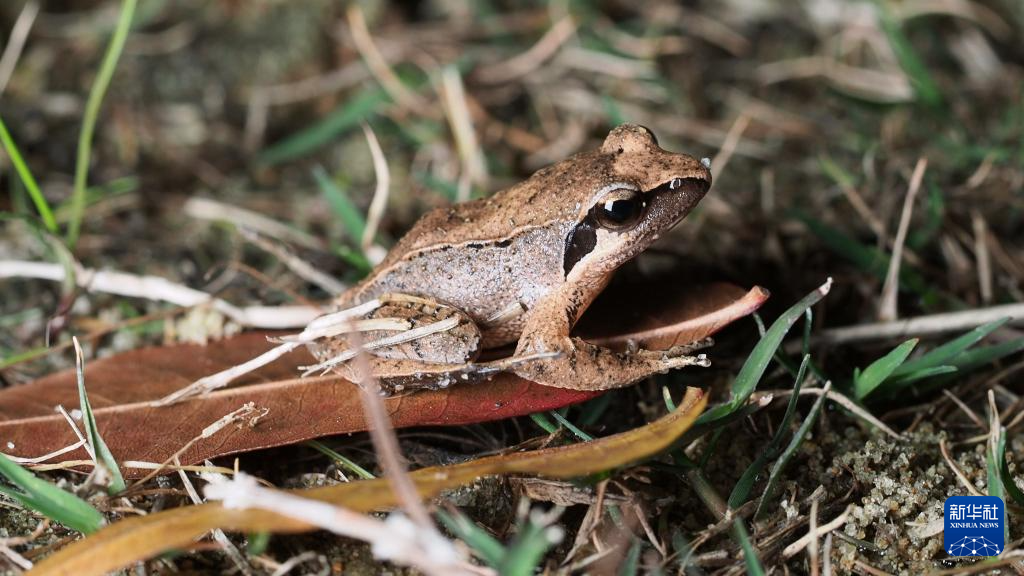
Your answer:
304;293;484;388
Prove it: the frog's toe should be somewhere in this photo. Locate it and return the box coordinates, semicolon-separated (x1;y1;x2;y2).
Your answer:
663;352;711;369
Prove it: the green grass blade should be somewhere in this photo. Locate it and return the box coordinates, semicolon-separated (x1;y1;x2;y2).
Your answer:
907;183;945;250
871;0;943;107
728;355;810;508
55;176;139;223
680;397;770;447
305;440;375;480
0;213;77;298
986;426;1013;543
313;165;367;247
795;212;941;303
617;538;642;576
890;318;1008;381
894;338;1024;397
948;338;1024;373
999;437;1024;507
854;339;917;400
67;0;138;247
819;155;857;191
0;454;104;534
246;531;271;555
0;117;57;232
732;518;766;576
259;88;387;166
529;412;559;435
576;392;612;427
437;509;506;567
602;95;627;126
499;514;562;576
549;410;593;441
698;279;832;425
754;383;831;519
884;365;957;387
670;529;697;571
73;338;125;494
413;171;460;202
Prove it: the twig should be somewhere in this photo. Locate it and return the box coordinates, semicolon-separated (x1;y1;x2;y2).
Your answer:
475;17;576;84
129;403;267;491
153;299;385;405
938;437;985;496
0;1;39;95
0;543;32;571
709;113;751;178
942;390;986;430
763;387;902;439
809;498;820;576
265;552;326;576
244;60;378;150
782;505;851;558
153;341;303;406
347;5;427;111
440;66;487;203
2;438;87;465
28;459;235;474
822;532;833;576
0;520;48;571
853;559;896;576
205;474;484;576
348;332;434;530
177;460;252;576
360;123;391;253
818;303;1024;345
878;158;927;322
972;211;993;305
184;196;322;250
0;260;321;329
895;0;1012;40
239;228;347;295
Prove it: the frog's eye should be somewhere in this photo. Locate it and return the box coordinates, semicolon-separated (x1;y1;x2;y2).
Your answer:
594;190;646;230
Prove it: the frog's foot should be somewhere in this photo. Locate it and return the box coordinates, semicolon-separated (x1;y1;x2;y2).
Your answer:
675;337;715;354
625;337;713;356
512;336;712;391
326;352;559;395
650;347;711;371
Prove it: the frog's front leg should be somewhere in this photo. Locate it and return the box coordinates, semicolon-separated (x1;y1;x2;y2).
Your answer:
511;292;710;391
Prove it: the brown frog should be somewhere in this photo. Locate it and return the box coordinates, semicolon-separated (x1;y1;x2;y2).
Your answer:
308;124;713;392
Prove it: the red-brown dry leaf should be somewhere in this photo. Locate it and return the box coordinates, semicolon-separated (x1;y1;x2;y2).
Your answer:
0;282;766;475
32;387;707;576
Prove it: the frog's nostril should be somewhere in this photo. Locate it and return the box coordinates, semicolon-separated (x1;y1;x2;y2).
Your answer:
672;177;711;194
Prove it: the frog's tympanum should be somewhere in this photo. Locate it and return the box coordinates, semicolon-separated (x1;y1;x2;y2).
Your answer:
311;124;712;392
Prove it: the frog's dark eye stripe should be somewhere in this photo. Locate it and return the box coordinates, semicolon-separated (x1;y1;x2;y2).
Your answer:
563;220;597;277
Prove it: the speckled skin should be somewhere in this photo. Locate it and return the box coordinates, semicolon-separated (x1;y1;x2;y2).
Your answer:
316;124;712;391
